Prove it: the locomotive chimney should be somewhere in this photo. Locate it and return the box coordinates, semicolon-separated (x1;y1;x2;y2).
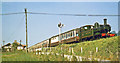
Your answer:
104;18;107;25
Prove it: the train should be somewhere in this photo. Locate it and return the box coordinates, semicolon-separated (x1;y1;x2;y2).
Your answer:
29;18;116;51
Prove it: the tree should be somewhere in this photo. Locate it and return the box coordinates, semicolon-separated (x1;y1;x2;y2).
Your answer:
12;42;18;51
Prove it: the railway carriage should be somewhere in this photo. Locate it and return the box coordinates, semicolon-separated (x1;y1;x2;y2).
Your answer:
29;39;49;52
49;35;59;47
48;28;80;47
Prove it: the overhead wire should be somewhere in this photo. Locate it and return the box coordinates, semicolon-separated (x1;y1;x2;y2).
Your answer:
88;14;119;16
0;12;24;15
27;12;119;16
0;12;119;16
27;12;87;16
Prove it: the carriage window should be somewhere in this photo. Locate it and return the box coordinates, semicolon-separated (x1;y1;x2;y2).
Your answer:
66;34;67;38
69;33;70;37
64;34;65;38
60;36;62;40
68;33;70;37
69;32;71;37
71;32;72;37
91;26;93;29
84;27;87;29
67;33;69;38
73;31;74;36
76;32;78;36
62;35;64;39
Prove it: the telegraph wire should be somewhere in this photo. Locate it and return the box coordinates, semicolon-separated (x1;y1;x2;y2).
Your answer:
0;12;24;15
28;12;87;16
0;12;119;16
0;12;87;16
88;15;119;16
27;12;119;16
28;12;119;16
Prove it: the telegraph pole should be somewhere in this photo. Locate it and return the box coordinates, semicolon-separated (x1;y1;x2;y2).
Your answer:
25;8;28;53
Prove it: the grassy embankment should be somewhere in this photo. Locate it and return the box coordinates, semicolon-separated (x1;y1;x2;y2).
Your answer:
47;36;118;61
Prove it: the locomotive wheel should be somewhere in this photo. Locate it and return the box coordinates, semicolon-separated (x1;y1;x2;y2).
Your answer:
90;37;93;41
98;35;101;39
87;37;91;41
90;39;93;41
82;38;85;42
95;36;98;39
97;35;100;39
97;36;100;39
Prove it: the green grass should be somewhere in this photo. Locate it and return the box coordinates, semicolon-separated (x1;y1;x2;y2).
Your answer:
2;51;68;61
46;36;119;61
2;51;39;61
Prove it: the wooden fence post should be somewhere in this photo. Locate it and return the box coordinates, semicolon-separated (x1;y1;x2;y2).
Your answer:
72;47;74;55
69;47;71;53
81;47;82;53
116;52;119;60
36;51;38;55
39;51;40;55
79;56;82;61
96;47;98;52
61;47;62;52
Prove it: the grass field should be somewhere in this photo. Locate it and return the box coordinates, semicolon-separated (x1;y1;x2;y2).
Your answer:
2;51;68;61
2;51;39;61
2;36;119;61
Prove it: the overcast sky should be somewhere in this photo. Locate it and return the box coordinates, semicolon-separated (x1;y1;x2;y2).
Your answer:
2;2;118;47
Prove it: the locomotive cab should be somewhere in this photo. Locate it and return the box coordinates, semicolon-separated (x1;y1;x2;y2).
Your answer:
79;25;93;41
80;25;93;31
